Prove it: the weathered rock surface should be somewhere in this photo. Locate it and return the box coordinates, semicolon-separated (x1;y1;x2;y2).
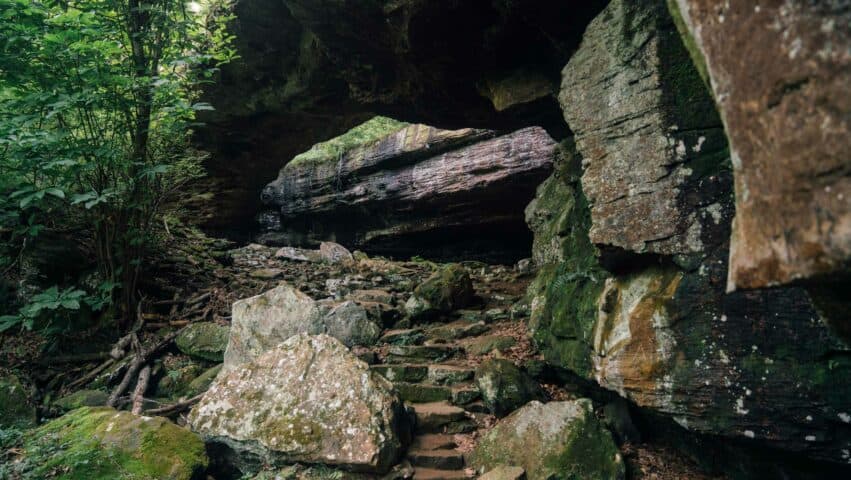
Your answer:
406;264;475;321
222;283;324;373
324;300;382;347
16;407;207;480
175;321;230;362
189;334;410;474
260;124;555;260
670;0;851;290
475;359;544;417
469;400;624;480
223;284;386;372
53;389;109;412
560;0;731;264
0;373;36;428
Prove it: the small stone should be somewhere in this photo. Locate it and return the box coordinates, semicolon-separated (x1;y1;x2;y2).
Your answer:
249;268;284;279
319;241;354;263
324;300;382;347
53;389;109;412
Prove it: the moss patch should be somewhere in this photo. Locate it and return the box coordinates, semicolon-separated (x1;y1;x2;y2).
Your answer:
175;322;229;362
14;406;207;480
287;116;409;168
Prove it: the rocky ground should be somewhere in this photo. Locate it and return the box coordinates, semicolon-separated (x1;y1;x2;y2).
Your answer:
1;237;722;480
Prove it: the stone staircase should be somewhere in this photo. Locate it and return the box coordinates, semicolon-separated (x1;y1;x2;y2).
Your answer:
370;318;507;479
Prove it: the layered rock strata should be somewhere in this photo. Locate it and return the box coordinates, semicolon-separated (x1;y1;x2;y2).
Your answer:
260;124;556;260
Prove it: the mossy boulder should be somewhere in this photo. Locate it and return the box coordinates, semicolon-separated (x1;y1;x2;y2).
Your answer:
54;389;109;412
14;406;207;480
406;264;474;320
175;322;229;362
0;373;36;429
474;359;544;417
469;400;624;480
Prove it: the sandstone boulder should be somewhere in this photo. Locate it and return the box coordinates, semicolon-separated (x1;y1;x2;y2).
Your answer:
222;283;324;373
319;241;354;264
324;300;382;347
469;400;624;480
189;334;410;474
16;407;207;480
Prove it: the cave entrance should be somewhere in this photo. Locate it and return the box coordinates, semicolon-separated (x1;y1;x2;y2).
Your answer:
255;117;558;265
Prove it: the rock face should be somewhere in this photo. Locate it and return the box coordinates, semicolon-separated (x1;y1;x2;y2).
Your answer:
526;0;851;467
222;283;324;373
560;0;730;264
260;123;555;261
16;407;207;480
189;334;410;474
669;0;851;290
469;400;624;480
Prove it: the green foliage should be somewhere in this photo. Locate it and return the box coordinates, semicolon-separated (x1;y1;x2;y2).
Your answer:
0;0;236;330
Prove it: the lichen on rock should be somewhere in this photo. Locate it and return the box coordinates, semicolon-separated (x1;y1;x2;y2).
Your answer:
189;334;411;474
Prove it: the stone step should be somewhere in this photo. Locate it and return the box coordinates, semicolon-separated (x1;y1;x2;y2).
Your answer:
380;328;425;346
385;345;460;363
372;364;428;383
426;321;489;341
413;468;473;480
372;363;475;386
395;382;480;405
408;448;465;470
411;434;458;451
411;402;467;433
427;365;474;385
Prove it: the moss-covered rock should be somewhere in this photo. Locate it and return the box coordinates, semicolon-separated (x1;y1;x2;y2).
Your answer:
0;373;36;429
286;116;409;168
14;406;207;480
407;264;474;321
175;322;229;362
474;359;544;417
54;389;109;412
469;400;624;480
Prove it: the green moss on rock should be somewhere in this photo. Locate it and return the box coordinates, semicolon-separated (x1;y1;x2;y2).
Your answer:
470;399;624;480
411;263;474;315
175;322;229;362
16;406;207;480
54;389;109;412
475;359;544;417
287;116;409;168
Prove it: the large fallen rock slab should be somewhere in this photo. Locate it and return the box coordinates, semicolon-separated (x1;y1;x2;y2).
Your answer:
15;406;207;480
259;122;555;260
189;334;411;474
469;400;624;480
669;0;851;290
560;0;731;264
